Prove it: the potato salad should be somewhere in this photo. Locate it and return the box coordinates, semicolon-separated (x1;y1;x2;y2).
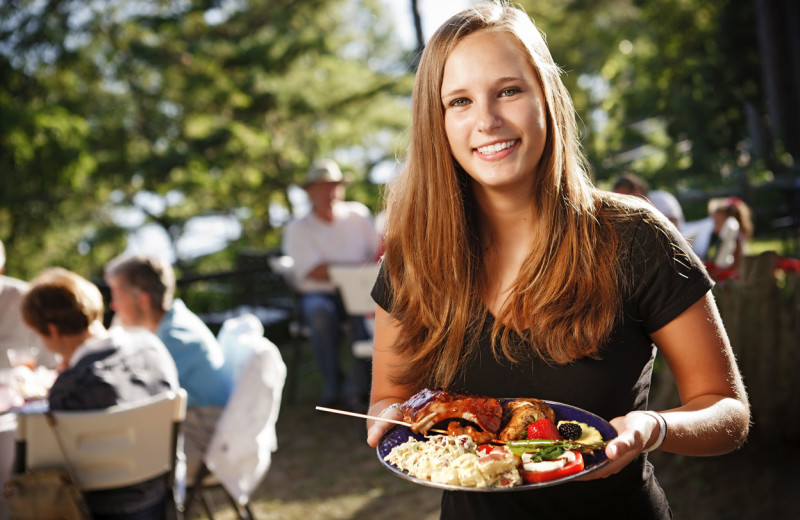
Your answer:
384;434;521;488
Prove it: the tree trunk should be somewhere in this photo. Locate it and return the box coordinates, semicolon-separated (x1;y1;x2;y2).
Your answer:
753;0;800;162
410;0;424;70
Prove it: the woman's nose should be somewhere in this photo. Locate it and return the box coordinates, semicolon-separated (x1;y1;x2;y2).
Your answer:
476;102;501;132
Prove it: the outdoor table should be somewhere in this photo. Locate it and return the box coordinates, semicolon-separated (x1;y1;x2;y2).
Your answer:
1;367;24;520
0;367;55;484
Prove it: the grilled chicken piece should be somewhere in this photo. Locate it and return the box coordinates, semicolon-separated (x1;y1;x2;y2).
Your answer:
400;388;503;436
497;398;556;441
445;421;497;444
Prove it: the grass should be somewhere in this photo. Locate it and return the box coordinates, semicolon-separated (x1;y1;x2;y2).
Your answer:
749;236;792;256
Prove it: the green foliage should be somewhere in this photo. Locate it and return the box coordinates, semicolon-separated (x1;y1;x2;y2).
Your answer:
519;0;764;191
1;0;411;279
0;0;777;281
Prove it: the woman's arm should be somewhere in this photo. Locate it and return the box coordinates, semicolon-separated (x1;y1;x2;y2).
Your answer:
584;291;750;479
366;305;416;447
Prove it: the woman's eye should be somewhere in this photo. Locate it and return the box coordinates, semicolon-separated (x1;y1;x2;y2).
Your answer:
500;87;521;97
449;97;470;108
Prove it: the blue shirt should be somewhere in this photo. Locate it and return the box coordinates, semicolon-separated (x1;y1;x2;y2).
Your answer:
156;299;232;407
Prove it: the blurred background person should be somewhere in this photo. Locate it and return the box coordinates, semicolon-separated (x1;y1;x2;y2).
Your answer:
0;239;43;369
0;239;43;520
705;197;754;281
103;254;232;483
283;159;379;411
20;267;179;520
0;240;55;520
612;173;685;231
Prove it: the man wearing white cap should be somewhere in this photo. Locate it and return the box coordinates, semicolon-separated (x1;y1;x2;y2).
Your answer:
283;159;379;409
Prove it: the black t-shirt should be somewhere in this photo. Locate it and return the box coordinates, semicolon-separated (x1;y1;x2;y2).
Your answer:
372;214;713;519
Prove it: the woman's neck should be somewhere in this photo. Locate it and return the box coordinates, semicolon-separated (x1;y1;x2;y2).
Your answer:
476;189;538;317
59;328;97;366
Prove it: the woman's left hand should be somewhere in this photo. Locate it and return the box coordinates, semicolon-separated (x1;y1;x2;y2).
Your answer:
576;410;660;480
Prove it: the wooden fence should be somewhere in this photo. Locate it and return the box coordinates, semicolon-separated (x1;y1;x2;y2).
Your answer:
714;251;800;443
650;251;800;443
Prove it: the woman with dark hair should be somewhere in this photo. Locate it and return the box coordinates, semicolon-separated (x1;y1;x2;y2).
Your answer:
365;3;749;518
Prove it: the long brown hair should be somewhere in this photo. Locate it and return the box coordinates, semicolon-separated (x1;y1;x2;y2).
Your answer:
382;2;627;390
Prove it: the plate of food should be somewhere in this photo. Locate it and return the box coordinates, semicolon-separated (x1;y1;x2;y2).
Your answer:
376;389;618;491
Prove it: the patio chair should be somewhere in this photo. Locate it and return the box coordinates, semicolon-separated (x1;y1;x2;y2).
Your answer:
183;314;286;519
14;389;188;518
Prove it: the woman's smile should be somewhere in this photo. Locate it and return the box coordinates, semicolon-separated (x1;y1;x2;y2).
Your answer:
476;138;520;158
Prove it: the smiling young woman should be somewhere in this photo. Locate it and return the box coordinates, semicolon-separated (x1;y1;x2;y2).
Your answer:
366;3;750;519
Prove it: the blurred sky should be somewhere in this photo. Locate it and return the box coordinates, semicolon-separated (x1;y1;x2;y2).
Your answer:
384;0;472;48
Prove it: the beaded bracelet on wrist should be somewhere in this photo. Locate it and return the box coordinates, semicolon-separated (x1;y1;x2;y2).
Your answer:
379;402;402;417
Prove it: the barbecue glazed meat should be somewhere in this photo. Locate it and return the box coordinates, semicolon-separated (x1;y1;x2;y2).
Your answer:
497;398;556;441
446;421;497;444
400;389;503;436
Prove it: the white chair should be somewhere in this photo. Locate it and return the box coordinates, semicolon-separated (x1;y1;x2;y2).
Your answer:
328;263;380;359
0;413;16;520
184;314;286;519
14;389;187;515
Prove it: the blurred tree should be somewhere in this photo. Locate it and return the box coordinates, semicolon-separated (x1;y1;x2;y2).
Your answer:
0;0;412;279
0;0;127;279
751;0;800;170
519;0;766;192
3;0;785;281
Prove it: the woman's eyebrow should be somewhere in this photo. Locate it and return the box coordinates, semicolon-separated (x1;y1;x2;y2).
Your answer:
441;87;467;100
442;76;526;98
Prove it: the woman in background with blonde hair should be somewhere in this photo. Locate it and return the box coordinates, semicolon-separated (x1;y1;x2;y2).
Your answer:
365;2;749;518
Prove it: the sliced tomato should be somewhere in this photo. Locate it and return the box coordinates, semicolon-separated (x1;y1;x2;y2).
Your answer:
519;451;584;484
477;444;494;455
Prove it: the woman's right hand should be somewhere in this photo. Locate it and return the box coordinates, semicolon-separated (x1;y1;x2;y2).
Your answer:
367;401;402;447
367;306;414;447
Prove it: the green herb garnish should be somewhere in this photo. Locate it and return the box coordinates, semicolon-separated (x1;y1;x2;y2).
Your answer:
506;439;607;457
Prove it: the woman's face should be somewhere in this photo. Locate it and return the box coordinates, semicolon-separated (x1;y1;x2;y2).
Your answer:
441;30;547;195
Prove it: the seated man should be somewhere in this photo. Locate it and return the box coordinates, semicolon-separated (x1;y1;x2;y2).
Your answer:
283;159;379;410
103;254;232;483
21;267;179;520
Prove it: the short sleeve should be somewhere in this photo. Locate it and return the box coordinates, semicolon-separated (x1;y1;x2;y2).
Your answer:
625;215;714;333
370;262;393;312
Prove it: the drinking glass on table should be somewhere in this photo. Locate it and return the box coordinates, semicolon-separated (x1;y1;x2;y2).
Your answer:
6;346;39;371
0;369;24;411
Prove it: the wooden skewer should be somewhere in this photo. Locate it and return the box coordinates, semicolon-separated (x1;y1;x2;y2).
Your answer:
315;406;448;435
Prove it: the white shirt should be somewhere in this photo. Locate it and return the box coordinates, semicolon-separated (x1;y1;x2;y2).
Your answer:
0;275;42;369
647;190;685;231
283;201;379;294
69;332;114;368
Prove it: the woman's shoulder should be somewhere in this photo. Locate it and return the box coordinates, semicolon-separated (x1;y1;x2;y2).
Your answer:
596;193;672;245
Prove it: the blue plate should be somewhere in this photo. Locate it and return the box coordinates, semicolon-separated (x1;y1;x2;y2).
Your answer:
377;400;618;491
